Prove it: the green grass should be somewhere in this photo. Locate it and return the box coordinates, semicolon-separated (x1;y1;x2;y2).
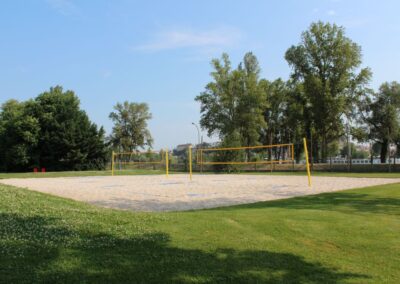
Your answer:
241;171;400;178
0;169;166;179
1;182;399;283
1;169;400;179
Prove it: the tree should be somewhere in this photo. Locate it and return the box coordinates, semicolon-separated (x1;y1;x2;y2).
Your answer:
360;82;400;163
195;52;266;150
240;52;268;147
27;86;108;171
258;79;308;162
109;101;153;152
0;100;40;171
261;79;289;158
285;21;371;162
340;143;368;159
0;86;107;172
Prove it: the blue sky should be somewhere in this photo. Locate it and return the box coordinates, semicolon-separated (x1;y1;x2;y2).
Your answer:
1;0;399;149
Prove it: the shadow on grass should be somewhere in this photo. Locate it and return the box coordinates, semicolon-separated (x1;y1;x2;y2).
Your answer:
0;213;367;283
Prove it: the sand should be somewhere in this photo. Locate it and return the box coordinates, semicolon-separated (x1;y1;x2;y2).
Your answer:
1;174;398;212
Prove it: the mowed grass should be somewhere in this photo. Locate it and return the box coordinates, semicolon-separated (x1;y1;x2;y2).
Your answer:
243;171;400;178
0;182;399;283
2;169;400;179
0;169;166;179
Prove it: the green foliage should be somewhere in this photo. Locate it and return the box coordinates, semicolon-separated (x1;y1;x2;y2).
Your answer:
326;141;340;157
109;101;153;152
359;81;400;162
261;79;305;161
0;86;108;172
214;131;245;172
340;143;369;159
195;52;266;148
197;23;373;165
262;79;289;144
28;86;108;170
351;126;369;143
0;100;40;171
285;21;371;161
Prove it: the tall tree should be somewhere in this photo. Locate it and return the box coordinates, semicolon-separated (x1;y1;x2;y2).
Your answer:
195;52;266;149
0;100;40;171
261;79;290;145
359;82;400;163
285;21;371;162
240;52;268;147
109;101;153;152
260;79;306;161
27;86;108;171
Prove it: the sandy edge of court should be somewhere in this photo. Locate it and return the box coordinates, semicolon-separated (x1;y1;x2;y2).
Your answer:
1;175;399;212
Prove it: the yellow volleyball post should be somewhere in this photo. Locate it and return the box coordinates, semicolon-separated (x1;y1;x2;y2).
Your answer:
303;138;312;187
111;151;115;176
189;145;192;180
165;148;169;178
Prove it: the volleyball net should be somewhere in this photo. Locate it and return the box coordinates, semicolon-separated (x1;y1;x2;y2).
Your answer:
111;149;168;176
109;141;311;186
197;143;295;166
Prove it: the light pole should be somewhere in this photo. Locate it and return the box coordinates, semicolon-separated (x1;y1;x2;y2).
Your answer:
192;122;202;172
192;122;201;147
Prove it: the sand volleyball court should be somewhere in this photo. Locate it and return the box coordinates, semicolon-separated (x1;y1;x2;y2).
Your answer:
1;174;398;211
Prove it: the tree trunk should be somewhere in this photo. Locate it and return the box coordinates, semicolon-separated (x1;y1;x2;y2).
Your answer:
321;133;328;163
269;131;273;172
370;142;373;166
313;142;319;164
295;143;301;163
380;140;388;163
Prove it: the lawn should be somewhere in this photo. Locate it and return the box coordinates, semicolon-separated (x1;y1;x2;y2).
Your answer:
0;169;166;179
0;181;399;283
2;170;400;179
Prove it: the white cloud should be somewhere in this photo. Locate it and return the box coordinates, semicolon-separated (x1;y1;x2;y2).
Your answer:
46;0;79;16
135;27;242;52
327;10;336;16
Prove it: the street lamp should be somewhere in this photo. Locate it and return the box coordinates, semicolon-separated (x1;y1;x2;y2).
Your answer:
191;122;201;147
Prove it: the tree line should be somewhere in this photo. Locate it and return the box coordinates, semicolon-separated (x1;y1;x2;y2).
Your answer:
0;86;108;171
1;21;399;172
196;21;400;164
0;86;153;172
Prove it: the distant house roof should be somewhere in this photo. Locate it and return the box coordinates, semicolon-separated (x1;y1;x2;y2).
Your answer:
175;143;192;151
